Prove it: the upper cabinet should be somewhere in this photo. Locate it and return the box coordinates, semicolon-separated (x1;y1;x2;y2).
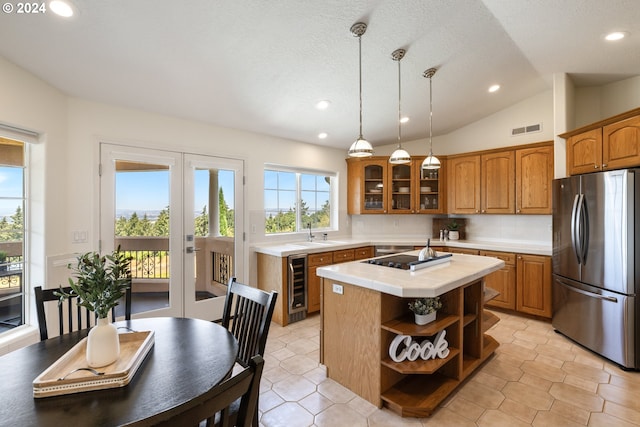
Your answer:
564;108;640;176
346;158;389;214
516;144;554;214
414;157;445;214
481;150;515;214
347;156;445;215
388;163;414;213
447;154;481;214
448;142;553;215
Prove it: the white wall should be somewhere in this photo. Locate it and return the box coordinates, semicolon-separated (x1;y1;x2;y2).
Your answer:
0;57;71;351
575;75;640;127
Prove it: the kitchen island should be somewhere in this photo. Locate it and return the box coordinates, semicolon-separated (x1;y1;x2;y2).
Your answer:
316;251;504;418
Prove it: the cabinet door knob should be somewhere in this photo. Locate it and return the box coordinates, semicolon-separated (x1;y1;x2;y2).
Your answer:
602;163;607;168
594;165;599;169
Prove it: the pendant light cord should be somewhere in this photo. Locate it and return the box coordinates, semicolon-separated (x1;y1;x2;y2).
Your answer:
358;34;363;140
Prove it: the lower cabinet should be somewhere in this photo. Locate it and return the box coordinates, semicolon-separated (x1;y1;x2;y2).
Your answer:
433;247;551;318
516;254;552;318
307;252;334;314
481;251;516;310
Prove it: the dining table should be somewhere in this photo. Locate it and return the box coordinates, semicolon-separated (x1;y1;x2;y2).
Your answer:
0;317;239;426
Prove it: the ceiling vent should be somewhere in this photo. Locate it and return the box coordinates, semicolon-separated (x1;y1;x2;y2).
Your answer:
511;122;542;136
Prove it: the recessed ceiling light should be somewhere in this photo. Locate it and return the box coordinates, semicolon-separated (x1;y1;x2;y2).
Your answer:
315;100;330;110
488;84;500;93
605;31;627;41
400;116;409;124
49;0;74;17
318;132;328;139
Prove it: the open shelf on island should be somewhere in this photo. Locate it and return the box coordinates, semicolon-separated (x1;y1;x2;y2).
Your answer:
381;347;460;375
381;372;460;418
381;313;458;336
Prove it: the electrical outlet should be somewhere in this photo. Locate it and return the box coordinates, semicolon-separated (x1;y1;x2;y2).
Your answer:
332;284;343;295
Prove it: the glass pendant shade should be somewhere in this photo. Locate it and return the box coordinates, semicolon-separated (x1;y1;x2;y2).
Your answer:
422;153;441;169
348;137;374;157
389;147;411;164
348;23;373;158
422;67;441;170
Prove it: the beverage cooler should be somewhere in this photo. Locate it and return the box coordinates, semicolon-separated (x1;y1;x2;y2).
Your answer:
287;254;307;323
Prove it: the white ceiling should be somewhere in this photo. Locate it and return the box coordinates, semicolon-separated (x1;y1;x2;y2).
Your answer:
1;0;638;150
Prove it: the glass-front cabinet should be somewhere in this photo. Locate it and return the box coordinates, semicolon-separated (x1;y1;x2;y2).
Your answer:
414;157;444;214
347;156;445;215
346;158;389;214
388;163;414;213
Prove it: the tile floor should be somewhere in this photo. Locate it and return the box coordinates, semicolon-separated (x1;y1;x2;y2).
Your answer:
258;310;640;427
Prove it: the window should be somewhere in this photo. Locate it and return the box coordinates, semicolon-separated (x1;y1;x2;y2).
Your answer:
0;137;25;334
264;166;335;234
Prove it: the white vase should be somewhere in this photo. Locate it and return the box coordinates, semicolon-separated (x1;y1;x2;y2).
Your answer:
449;230;459;240
414;311;437;325
86;317;120;368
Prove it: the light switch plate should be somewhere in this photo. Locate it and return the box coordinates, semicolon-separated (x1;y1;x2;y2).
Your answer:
332;284;343;295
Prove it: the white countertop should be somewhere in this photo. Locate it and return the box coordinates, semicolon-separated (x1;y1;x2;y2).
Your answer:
252;237;551;257
316;250;504;298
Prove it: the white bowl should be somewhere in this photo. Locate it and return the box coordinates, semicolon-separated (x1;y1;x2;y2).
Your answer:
398;187;409;193
421;187;432;192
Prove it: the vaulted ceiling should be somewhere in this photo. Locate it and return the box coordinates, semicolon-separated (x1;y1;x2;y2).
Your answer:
1;0;638;149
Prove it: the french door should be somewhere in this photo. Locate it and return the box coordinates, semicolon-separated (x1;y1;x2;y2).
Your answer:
100;144;244;321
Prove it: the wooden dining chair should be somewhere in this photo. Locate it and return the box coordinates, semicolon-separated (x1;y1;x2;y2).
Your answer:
222;277;278;367
34;284;132;341
151;355;264;427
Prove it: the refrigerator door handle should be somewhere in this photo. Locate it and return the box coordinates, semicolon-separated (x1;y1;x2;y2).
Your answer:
556;278;618;303
579;193;589;264
571;194;582;264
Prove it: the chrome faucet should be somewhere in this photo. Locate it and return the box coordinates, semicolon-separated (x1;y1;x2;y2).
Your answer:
307;223;315;242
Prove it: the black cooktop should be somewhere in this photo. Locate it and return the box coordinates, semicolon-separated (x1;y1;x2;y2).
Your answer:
363;254;419;270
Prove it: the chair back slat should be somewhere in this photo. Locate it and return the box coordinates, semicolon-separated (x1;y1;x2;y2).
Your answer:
222;277;277;367
34;285;132;341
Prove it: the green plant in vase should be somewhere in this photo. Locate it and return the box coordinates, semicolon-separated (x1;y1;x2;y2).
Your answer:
56;248;132;367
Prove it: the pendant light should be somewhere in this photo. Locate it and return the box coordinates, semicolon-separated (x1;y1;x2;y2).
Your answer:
389;49;411;164
347;22;373;157
422;67;441;170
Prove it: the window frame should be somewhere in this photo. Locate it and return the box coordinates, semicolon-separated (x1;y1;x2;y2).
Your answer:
264;164;337;235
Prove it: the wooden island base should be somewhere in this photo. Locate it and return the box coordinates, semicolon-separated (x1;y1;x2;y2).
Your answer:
320;277;499;418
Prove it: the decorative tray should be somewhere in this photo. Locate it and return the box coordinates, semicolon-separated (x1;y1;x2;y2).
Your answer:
33;330;154;398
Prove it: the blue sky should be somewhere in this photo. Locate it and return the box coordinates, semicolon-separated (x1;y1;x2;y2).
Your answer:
115;169;235;215
0;166;22;218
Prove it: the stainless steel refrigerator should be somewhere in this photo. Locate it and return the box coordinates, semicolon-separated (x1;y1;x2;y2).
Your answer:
552;168;640;369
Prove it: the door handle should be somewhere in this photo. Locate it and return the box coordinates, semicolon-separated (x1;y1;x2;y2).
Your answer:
557;279;618;303
186;247;201;254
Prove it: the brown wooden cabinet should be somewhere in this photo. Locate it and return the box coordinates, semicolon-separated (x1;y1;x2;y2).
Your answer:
388;162;415;213
566;128;602;175
516;254;552;318
603;114;640;171
449;143;553;215
481;250;516;310
347;157;445;214
516;144;554;214
346;158;389;214
414;157;445;214
307;252;334;314
481;150;515;214
564;109;640;176
447;154;481;214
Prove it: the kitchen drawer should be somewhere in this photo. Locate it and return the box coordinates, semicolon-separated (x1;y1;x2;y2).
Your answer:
308;252;334;267
480;250;516;266
333;249;355;262
354;246;374;260
448;247;479;255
